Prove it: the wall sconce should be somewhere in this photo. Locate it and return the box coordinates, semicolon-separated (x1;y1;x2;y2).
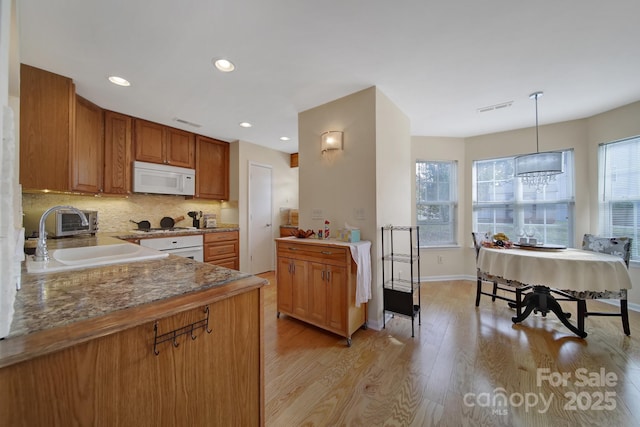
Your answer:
321;131;343;153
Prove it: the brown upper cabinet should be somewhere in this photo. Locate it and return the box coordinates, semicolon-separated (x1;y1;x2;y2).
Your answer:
195;135;229;200
20;64;132;195
20;64;229;197
73;96;104;193
20;64;75;191
103;111;132;194
134;119;195;169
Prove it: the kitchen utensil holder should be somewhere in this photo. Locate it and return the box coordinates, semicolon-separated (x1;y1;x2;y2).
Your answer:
153;305;212;355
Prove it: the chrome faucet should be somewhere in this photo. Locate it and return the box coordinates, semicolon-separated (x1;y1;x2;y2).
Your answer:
34;206;88;262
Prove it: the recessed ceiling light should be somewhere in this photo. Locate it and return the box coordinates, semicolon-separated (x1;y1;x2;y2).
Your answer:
239;122;252;128
108;76;130;86
213;58;235;72
280;137;290;141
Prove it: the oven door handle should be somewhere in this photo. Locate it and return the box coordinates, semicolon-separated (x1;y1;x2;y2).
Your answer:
164;246;201;254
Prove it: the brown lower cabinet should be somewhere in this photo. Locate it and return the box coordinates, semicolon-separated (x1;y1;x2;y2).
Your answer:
276;239;367;346
205;231;239;269
0;288;263;426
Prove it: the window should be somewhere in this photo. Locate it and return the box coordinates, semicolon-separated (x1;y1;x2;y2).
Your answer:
416;160;457;246
599;136;640;262
472;150;575;246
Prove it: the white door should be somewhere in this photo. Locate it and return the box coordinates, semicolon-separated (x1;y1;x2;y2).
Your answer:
249;162;273;274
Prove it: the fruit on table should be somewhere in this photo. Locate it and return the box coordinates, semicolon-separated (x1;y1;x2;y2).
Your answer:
293;229;316;238
493;233;509;242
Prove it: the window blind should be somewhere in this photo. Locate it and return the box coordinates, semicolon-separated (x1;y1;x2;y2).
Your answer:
599;136;640;260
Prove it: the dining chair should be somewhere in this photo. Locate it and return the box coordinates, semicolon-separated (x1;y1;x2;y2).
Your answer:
472;232;529;315
561;234;632;335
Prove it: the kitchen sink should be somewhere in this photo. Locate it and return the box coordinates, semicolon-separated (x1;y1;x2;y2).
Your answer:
26;243;169;273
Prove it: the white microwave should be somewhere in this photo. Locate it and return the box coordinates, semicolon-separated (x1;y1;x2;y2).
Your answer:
133;161;196;196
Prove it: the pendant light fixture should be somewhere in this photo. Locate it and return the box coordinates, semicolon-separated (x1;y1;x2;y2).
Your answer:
514;91;563;192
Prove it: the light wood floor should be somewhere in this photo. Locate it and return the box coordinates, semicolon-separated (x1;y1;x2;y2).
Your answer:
259;272;640;427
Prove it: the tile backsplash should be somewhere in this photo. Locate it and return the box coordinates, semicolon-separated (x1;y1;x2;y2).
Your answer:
22;193;237;236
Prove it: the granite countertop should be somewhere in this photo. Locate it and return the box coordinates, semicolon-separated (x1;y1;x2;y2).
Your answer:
2;233;265;368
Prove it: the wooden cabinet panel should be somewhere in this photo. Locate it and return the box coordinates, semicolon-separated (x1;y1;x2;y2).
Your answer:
19;64;75;191
204;231;237;243
103;111;132;194
326;265;347;332
166;127;195;168
19;65;131;195
195;135;229;200
211;258;238;270
204;240;238;259
134;119;165;164
134;119;195;168
290;259;310;318
204;231;239;269
277;258;294;314
0;290;263;426
308;262;328;324
72;96;104;193
275;239;366;345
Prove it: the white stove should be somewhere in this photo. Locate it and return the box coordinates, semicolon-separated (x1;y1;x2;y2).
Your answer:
139;234;203;262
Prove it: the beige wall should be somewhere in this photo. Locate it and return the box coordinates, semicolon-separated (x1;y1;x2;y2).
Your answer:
298;87;377;235
235;140;298;272
374;88;412;326
411;136;466;278
298;86;411;329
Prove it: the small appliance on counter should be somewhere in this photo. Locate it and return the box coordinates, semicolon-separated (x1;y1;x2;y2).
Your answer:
188;211;203;228
24;209;99;238
202;213;217;228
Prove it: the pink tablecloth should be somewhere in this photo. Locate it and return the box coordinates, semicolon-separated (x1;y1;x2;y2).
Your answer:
477;247;632;292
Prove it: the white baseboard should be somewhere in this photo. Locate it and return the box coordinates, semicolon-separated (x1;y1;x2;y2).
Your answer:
367;312;402;331
419;274;475;282
595;298;640;313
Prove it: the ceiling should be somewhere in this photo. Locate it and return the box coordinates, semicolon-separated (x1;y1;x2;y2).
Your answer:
15;1;640;154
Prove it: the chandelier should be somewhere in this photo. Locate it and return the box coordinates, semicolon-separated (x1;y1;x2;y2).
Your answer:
514;92;563;192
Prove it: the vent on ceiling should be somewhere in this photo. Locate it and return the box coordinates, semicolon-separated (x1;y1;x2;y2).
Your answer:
477;101;513;113
173;118;202;128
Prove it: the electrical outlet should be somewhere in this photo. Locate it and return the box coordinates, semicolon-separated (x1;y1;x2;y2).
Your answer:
311;209;323;220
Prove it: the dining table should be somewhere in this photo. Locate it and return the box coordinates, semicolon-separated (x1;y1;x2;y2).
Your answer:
477;245;633;338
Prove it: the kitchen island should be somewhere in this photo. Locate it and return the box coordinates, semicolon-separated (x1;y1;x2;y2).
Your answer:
0;235;267;426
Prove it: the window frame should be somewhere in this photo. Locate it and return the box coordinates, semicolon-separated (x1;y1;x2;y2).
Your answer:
415;159;458;248
598;136;640;264
472;150;575;247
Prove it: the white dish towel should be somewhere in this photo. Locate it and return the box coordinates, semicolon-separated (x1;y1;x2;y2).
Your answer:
349;241;372;306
